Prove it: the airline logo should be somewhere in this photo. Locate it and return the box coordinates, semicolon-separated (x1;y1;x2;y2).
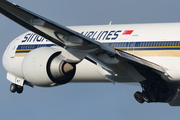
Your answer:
81;30;134;41
120;30;134;40
21;33;49;43
81;30;122;40
21;30;134;43
122;30;134;35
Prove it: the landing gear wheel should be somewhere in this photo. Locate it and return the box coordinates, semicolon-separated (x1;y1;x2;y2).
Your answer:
142;92;151;103
17;86;23;94
10;83;17;93
148;90;159;102
134;91;145;103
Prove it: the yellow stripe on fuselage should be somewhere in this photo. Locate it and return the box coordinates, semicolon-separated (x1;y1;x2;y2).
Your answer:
16;49;33;51
115;46;180;49
15;53;28;57
126;50;180;57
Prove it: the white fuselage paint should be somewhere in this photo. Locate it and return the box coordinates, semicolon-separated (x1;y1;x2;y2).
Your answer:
3;23;180;85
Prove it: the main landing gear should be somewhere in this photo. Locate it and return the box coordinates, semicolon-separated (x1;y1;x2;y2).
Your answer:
10;83;24;94
131;64;171;104
134;80;169;103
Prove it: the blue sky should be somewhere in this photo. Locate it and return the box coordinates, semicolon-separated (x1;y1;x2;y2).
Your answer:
0;0;180;120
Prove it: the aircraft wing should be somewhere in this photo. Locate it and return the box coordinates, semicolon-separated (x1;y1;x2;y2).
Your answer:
0;0;167;82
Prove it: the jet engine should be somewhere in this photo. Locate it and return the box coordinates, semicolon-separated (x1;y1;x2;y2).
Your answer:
22;47;76;87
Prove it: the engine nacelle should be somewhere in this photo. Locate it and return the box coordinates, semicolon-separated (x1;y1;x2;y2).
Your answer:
22;47;76;87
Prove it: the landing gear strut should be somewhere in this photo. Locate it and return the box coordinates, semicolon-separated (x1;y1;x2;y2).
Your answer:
10;83;24;94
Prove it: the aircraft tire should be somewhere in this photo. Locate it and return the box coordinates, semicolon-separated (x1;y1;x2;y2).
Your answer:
17;86;23;94
10;83;17;93
148;90;159;102
134;91;145;103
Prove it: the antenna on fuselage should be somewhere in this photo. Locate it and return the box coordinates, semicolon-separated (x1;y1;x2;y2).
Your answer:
109;21;112;25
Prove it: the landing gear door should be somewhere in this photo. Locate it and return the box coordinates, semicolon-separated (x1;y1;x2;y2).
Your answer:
10;45;16;58
9;39;18;58
6;41;16;58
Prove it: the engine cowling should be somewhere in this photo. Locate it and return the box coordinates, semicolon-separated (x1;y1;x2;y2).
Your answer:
22;47;76;87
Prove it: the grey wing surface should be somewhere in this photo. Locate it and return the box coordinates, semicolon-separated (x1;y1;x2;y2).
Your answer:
0;0;167;82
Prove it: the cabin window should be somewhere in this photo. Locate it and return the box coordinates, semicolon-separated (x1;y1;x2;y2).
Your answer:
140;42;142;47
165;42;167;46
169;42;172;46
174;41;177;46
145;42;147;46
124;43;126;47
161;42;163;46
142;42;145;47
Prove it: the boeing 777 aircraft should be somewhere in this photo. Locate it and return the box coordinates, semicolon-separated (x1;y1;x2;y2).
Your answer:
1;0;180;106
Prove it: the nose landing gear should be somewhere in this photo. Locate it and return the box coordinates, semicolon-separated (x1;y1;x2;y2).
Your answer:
10;83;23;94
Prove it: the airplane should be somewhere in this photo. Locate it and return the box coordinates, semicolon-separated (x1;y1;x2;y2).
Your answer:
1;0;180;106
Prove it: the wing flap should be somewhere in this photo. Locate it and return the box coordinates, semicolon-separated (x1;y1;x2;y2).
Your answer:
116;50;166;73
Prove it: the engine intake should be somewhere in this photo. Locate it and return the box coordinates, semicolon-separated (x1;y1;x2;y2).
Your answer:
47;52;76;84
22;47;76;87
